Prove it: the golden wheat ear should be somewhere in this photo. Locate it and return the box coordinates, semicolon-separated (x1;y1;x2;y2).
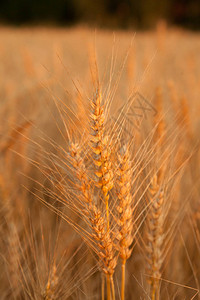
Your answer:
68;139;117;300
43;264;58;300
145;174;164;300
144;88;167;300
90;87;117;300
116;144;134;300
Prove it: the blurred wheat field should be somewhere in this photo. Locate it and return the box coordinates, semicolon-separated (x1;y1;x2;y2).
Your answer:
0;26;200;300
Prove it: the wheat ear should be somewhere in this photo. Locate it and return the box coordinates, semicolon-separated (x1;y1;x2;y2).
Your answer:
90;88;113;229
116;145;134;300
90;88;115;299
145;87;166;300
43;264;58;300
146;174;164;300
69;142;117;300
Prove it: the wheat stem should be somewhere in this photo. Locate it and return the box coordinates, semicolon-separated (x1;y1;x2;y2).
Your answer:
101;273;105;300
107;274;111;300
111;275;115;300
151;289;155;300
151;285;160;300
121;259;126;300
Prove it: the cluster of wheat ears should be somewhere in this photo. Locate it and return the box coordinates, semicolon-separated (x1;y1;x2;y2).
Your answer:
0;27;200;300
32;79;192;299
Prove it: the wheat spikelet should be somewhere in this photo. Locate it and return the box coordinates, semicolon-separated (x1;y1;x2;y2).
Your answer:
69;142;91;206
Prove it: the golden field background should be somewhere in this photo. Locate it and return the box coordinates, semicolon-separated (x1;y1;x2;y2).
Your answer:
0;26;200;299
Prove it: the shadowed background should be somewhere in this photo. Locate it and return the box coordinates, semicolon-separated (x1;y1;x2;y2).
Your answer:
0;0;200;29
